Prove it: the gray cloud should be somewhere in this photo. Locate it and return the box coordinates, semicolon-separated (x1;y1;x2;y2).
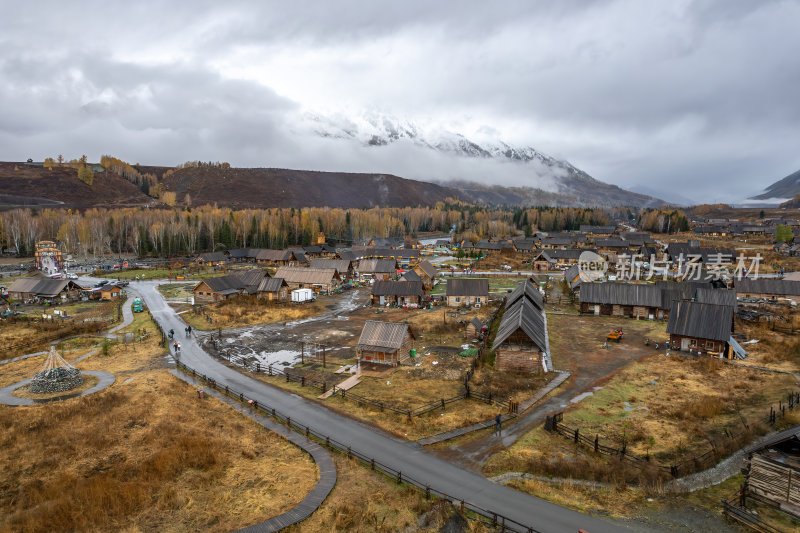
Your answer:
0;0;798;202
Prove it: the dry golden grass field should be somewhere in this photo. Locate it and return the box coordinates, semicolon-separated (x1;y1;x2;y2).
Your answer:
180;295;327;331
0;315;318;533
285;456;485;533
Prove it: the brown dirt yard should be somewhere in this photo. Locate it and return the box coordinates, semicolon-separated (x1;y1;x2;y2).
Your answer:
0;314;318;533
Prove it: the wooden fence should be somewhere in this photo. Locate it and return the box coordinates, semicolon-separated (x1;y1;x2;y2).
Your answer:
545;391;800;478
206;295;515;418
721;490;785;533
176;360;541;533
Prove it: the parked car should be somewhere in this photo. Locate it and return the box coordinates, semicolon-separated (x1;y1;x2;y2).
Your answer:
94;280;109;288
66;272;78;279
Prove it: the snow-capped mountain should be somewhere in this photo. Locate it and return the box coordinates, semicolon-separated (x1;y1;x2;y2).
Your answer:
303;111;568;166
298;111;665;208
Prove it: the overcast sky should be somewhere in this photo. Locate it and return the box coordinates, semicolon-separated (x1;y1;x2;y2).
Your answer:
1;0;798;203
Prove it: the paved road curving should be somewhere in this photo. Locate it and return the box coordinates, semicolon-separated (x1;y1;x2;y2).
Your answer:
127;279;628;533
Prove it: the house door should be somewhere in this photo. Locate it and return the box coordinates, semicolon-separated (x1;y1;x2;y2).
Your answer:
594;305;600;316
681;338;690;350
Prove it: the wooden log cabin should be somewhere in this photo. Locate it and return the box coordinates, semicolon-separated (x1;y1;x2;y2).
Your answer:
355;320;415;366
742;425;800;519
666;300;734;357
492;279;549;373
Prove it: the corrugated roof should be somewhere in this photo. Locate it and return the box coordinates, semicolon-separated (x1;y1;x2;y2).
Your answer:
579;282;662;307
257;277;287;293
198;252;227;262
666;301;733;342
493;298;547;352
337;250;356;261
357;320;412;352
309;259;351;274
580;225;616;233
695;288;737;308
256;249;293;262
400;270;421;282
358;258;398;273
595;238;628;248
736;278;800;296
416;260;438;280
274;266;338;285
446;278;489;297
506;279;543;310
371;280;424;296
231;269;270;288
7;277;75;297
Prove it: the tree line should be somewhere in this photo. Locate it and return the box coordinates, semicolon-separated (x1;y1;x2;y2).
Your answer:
0;203;640;258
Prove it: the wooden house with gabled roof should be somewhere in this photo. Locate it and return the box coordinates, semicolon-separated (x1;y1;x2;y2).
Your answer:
493;279;549;373
666;300;734;356
356;320;415;366
370;280;424;307
256;277;289;301
412;260;438;290
357;258;398;281
446;278;489;307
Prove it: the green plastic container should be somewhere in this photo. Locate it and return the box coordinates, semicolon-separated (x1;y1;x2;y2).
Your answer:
410;349;416;358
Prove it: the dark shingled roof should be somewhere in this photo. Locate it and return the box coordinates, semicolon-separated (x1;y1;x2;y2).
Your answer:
666;301;733;342
695;288;737;308
371;280;424;297
579;282;662;307
357;320;413;353
416;260;438;280
358;258;398;274
446;278;489;297
337;250;356;261
198;252;227;263
580;225;616;234
736;278;800;297
309;259;351;274
256;249;294;262
493;298;547;352
506;279;544;310
257;277;287;293
400;270;421;282
595;238;629;248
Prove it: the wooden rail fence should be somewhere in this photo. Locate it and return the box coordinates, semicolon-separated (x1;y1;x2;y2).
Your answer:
545;391;800;478
175;361;541;533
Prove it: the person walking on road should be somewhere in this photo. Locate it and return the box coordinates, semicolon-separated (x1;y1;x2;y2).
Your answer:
494;413;502;436
173;341;178;353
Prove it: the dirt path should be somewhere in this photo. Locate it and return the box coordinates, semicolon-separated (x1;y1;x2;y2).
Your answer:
429;314;668;472
200;289;370;370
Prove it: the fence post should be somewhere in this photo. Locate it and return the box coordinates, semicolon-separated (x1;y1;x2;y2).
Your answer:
301;376;305;387
347;446;352;459
397;471;402;484
287;417;291;428
371;458;375;471
441;398;445;410
594;434;599;453
425;485;430;500
574;428;579;443
256;362;260;373
268;365;272;376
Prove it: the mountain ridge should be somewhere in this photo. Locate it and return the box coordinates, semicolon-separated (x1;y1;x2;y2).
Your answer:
750;168;800;200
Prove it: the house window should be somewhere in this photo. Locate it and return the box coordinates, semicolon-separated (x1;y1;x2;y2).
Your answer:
706;341;714;350
455;297;461;303
475;297;481;303
690;339;697;347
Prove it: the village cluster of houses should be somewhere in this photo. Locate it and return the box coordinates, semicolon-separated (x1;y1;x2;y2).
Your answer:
4;273;124;304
